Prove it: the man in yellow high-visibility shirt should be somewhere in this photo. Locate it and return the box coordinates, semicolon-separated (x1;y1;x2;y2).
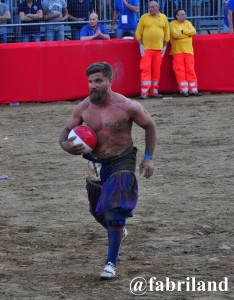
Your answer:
169;9;202;97
135;1;170;99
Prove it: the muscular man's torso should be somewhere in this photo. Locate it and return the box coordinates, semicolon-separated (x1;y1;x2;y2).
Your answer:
78;93;136;155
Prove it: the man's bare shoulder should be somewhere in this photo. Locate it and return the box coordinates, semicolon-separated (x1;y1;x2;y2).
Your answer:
73;97;90;112
112;92;143;111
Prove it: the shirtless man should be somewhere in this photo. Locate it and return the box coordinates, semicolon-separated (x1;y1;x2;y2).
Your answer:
59;62;156;279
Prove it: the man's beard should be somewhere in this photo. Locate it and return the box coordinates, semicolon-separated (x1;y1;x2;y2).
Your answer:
90;88;107;104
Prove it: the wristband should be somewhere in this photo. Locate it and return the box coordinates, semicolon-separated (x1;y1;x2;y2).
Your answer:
144;154;152;160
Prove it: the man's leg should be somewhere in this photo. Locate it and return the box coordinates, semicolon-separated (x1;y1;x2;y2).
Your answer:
71;27;81;40
149;50;163;97
21;34;30;42
100;221;125;279
55;26;65;41
173;53;189;96
115;28;124;38
86;179;107;229
185;54;200;95
32;33;41;42
140;50;153;98
45;27;54;41
0;33;7;43
106;224;123;265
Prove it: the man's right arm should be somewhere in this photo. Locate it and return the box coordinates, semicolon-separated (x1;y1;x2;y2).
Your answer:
110;10;119;32
0;8;11;21
59;105;86;155
228;9;234;33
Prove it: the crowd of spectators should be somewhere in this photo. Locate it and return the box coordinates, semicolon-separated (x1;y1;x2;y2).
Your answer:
0;0;232;43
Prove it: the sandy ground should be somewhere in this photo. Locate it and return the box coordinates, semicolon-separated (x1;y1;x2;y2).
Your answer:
0;94;233;300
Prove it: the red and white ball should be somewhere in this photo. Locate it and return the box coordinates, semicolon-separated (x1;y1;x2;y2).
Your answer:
68;125;97;154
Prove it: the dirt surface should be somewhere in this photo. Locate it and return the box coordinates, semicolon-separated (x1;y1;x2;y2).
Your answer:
0;94;233;300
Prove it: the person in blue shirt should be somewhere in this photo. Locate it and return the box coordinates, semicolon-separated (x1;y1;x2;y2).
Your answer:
226;0;234;33
0;2;11;43
42;0;68;41
110;0;139;38
224;0;229;32
19;0;43;42
80;12;110;40
68;0;93;40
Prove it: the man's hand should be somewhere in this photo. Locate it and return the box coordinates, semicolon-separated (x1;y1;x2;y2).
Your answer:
139;45;145;57
53;12;61;18
139;159;154;178
161;45;167;58
60;136;85;155
95;28;101;37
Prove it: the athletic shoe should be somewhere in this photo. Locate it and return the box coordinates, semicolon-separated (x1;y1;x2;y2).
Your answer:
189;92;202;96
181;92;189;97
100;262;116;279
140;94;148;100
122;227;128;241
149;93;163;98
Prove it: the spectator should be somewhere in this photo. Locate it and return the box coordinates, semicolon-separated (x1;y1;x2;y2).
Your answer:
223;0;231;32
0;1;11;43
163;1;195;18
98;0;114;20
223;0;229;32
202;0;210;15
169;9;202;96
19;0;43;42
110;0;139;38
227;0;234;33
135;1;170;99
80;12;110;40
42;0;68;41
68;0;93;40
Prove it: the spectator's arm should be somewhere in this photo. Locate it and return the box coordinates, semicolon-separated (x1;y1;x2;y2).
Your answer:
61;7;68;21
0;10;11;22
110;10;119;31
123;0;139;12
228;9;234;33
43;11;61;21
81;28;110;40
68;14;84;21
183;27;196;36
80;34;96;40
19;11;32;21
27;10;43;20
170;22;189;39
163;18;170;43
97;30;110;40
135;17;143;40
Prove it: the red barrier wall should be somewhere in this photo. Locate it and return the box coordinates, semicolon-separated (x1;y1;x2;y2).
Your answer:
0;34;234;104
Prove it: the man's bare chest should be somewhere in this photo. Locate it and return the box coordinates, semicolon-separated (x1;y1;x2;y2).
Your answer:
81;109;131;132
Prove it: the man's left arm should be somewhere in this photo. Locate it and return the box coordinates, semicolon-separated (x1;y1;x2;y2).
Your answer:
0;7;11;22
183;21;196;36
131;103;157;178
228;8;234;33
61;7;68;21
123;0;139;13
27;9;43;20
163;16;170;44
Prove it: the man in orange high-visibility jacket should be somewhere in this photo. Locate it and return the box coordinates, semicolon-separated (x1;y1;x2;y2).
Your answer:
169;9;202;97
135;1;170;99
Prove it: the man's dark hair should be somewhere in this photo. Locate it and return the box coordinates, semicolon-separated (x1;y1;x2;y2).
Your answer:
86;62;113;80
174;9;184;19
